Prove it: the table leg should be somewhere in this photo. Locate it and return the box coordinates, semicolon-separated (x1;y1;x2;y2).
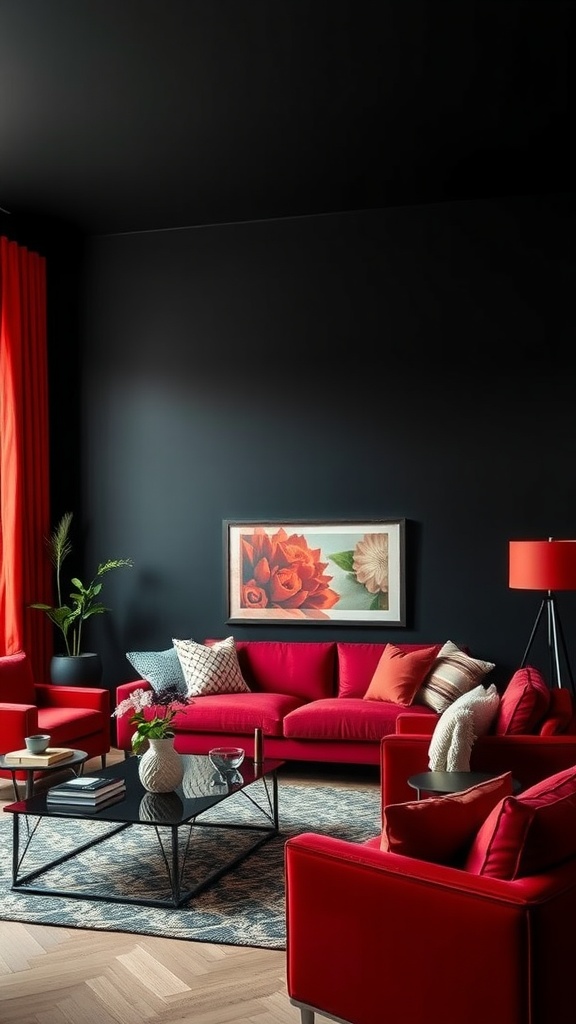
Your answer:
25;773;34;800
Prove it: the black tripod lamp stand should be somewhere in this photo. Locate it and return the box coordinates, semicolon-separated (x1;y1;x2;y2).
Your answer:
509;539;576;695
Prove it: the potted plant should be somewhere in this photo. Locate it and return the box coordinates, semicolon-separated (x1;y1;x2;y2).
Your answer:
30;511;133;685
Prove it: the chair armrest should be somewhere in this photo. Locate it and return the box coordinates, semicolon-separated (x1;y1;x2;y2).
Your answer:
34;683;110;715
395;712;438;734
285;832;576;1024
115;679;153;749
0;702;39;751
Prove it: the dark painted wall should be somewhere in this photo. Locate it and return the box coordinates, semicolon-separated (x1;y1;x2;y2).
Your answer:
73;194;575;693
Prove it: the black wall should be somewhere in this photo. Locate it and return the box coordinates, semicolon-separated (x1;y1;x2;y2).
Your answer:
67;193;575;693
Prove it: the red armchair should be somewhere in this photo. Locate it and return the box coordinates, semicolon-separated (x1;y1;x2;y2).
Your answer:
286;758;576;1024
285;827;576;1024
0;651;110;796
381;688;576;809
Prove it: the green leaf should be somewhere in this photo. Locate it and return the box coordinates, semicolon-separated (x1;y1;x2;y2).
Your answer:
328;550;355;572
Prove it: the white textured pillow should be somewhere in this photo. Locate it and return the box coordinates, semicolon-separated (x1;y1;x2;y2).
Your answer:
428;683;501;771
416;640;495;713
429;708;476;772
173;636;251;696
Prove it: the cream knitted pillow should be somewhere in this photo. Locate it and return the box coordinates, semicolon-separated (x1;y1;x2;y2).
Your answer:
428;683;501;772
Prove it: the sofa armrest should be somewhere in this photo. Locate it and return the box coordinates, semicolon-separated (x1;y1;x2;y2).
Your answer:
115;679;153;749
539;687;576;734
0;702;39;752
34;683;110;714
285;832;576;1024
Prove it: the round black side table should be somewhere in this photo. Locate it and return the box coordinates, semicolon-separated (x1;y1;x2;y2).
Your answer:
407;770;522;800
0;749;88;801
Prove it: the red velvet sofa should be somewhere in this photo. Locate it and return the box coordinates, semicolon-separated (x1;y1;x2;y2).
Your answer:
116;640;443;763
115;639;575;765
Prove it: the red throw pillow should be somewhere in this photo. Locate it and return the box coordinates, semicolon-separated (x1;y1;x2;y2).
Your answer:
493;666;550;735
465;765;576;879
363;643;438;706
380;772;513;865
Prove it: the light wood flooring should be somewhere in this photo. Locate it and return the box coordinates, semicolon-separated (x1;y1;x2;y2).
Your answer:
0;748;379;1024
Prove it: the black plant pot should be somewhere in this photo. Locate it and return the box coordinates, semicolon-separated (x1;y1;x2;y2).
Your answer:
50;653;103;687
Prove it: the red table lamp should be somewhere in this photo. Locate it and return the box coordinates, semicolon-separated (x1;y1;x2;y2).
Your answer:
509;538;576;693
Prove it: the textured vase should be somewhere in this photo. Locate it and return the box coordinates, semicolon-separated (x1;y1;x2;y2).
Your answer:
138;737;184;793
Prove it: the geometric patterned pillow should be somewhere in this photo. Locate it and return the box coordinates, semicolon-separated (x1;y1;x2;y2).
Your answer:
126;647;187;697
415;640;495;713
172;636;251;696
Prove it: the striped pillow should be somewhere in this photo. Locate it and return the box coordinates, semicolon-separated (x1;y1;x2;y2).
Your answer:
415;640;495;713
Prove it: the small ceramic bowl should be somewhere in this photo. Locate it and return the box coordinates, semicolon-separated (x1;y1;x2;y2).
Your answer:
24;734;51;754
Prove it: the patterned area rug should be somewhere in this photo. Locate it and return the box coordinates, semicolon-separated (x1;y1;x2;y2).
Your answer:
0;783;380;950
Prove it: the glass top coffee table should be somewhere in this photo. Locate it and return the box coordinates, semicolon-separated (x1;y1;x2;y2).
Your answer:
4;753;284;908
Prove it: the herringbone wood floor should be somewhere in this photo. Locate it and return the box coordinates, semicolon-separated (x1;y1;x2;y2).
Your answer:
0;748;378;1024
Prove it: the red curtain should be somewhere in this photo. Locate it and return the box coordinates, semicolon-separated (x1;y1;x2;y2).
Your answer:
0;235;52;679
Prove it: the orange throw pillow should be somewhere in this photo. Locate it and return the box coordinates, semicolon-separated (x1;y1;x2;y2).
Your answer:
363;644;439;706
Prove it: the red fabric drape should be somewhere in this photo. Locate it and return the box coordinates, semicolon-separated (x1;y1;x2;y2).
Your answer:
0;235;52;679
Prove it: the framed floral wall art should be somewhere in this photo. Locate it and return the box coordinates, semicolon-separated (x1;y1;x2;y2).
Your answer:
224;519;406;626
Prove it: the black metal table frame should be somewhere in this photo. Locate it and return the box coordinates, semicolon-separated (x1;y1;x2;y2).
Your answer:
9;771;280;909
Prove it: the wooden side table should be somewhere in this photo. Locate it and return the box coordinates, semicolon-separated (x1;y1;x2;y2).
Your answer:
408;770;522;800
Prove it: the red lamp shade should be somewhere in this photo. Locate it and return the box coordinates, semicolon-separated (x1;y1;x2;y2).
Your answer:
509;540;576;591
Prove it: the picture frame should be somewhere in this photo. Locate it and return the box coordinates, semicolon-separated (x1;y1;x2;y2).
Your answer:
224;519;406;626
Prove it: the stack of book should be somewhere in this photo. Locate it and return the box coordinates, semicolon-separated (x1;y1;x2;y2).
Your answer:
46;775;126;809
4;747;74;767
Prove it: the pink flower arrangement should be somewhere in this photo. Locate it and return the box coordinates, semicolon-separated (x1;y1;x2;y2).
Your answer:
113;685;192;754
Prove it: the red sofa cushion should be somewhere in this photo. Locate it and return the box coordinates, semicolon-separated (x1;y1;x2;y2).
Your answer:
283;697;432;742
465;765;576;878
493;666;551;735
207;640;336;701
337;642;442;699
172;691;304;736
363;644;439;706
0;651;36;704
380;772;514;865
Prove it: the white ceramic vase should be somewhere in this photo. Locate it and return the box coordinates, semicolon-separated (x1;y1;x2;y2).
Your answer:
138;737;184;793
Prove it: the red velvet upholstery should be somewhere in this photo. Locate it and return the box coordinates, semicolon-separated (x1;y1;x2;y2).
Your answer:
116;640;576;767
381;721;576;811
285;828;576;1024
0;652;111;786
115;640;438;761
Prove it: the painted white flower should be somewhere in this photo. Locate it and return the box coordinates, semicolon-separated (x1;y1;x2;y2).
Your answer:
353;534;388;594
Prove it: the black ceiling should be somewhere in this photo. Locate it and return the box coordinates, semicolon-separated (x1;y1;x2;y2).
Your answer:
0;0;574;237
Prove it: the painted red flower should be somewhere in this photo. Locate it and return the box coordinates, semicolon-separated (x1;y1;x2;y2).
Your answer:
240;527;339;615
